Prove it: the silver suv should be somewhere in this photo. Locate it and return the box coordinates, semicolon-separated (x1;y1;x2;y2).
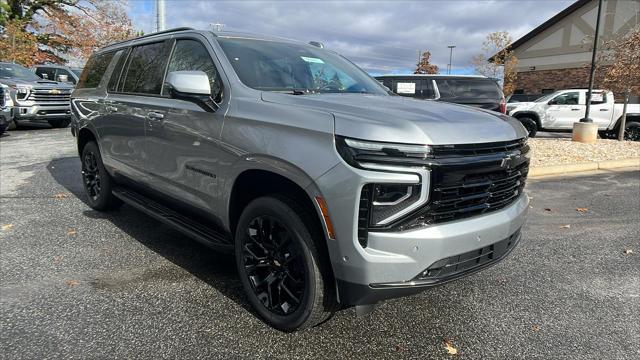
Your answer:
71;28;530;331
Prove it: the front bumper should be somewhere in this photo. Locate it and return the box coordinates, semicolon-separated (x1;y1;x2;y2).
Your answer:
315;161;529;305
14;103;71;121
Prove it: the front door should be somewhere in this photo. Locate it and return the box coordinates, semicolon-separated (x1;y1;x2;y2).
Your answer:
546;91;582;129
143;36;227;214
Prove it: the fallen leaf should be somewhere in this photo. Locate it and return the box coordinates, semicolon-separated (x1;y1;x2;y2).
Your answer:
65;279;79;287
52;193;69;199
53;256;62;262
67;228;77;236
544;208;552;212
532;324;541;332
624;249;634;255
394;345;406;352
443;338;458;355
1;224;13;231
559;224;571;229
576;208;589;213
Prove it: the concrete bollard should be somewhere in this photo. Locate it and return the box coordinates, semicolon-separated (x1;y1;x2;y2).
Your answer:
572;122;599;144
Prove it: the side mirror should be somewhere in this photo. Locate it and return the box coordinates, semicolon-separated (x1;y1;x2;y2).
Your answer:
165;71;218;112
548;99;556;105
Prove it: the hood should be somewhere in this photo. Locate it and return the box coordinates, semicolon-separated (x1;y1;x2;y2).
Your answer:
261;92;527;145
0;78;74;90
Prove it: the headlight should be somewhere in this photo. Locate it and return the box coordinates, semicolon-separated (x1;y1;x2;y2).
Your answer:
14;86;31;100
336;136;431;168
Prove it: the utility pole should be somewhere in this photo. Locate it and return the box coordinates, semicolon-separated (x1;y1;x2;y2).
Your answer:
447;45;456;74
156;0;166;32
581;0;603;123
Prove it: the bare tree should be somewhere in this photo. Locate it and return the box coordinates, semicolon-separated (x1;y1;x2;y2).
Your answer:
598;25;640;141
473;31;518;95
414;51;438;74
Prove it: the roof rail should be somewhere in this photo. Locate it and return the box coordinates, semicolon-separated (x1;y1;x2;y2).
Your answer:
104;27;195;49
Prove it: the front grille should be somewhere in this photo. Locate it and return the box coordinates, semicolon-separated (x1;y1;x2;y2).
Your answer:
26;88;71;104
360;139;529;233
414;229;521;282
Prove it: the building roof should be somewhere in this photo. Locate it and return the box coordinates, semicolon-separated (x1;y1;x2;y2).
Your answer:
509;0;590;51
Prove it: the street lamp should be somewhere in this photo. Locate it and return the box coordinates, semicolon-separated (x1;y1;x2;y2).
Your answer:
447;45;456;74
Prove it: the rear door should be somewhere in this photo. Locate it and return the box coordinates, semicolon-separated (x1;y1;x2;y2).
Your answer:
143;35;227;213
100;41;172;178
588;91;613;129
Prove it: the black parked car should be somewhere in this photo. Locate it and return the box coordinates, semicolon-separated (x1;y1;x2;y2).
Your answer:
375;74;506;114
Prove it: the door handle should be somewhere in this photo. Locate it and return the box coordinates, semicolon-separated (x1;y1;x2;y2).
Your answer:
570;108;580;111
105;105;118;113
147;111;165;120
599;109;609;111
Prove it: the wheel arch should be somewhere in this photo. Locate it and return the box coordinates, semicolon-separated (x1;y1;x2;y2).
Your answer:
77;126;98;156
512;111;542;129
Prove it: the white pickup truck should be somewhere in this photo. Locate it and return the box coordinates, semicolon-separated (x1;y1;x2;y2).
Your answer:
507;89;640;140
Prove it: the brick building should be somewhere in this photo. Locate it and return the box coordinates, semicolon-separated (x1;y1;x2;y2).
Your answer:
507;0;639;97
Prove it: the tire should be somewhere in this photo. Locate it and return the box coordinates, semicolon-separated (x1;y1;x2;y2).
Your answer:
234;195;337;331
81;141;122;211
48;118;71;128
518;117;538;138
623;122;640;141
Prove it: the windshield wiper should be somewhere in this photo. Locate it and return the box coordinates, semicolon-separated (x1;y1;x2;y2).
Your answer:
290;89;315;95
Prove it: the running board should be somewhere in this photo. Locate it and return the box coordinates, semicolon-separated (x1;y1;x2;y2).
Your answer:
112;187;233;252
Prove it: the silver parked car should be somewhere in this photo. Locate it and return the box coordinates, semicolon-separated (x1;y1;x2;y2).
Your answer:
71;28;530;331
0;62;74;128
0;83;13;135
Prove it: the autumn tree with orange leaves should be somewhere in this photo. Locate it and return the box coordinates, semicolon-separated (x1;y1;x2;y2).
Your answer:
414;51;439;74
598;25;640;141
0;0;134;67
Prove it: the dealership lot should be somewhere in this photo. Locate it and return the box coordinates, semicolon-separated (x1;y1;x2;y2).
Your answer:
1;128;639;359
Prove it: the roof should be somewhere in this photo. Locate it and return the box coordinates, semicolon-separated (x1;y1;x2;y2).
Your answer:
510;0;590;51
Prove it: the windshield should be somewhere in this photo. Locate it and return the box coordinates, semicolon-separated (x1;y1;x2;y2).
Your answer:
71;69;82;77
217;38;387;95
535;92;561;103
0;63;41;81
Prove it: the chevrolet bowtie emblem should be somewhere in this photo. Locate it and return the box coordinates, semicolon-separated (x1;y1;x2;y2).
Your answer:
500;154;521;169
49;89;61;94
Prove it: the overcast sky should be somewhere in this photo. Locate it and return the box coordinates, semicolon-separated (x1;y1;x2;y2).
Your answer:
128;0;575;75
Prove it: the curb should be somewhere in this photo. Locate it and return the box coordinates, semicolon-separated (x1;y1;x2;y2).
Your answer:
529;157;640;177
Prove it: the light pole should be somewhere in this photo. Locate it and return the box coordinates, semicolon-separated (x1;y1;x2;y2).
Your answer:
447;45;456;74
581;0;603;123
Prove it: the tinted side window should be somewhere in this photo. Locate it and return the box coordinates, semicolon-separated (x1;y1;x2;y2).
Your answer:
35;67;56;80
108;48;130;92
552;92;580;105
122;41;172;95
77;52;115;89
435;79;501;100
163;39;222;100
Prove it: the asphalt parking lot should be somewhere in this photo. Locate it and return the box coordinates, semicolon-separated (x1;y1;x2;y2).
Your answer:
1;127;639;359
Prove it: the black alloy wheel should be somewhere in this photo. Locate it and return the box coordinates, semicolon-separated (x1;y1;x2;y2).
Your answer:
82;150;101;201
624;122;640;141
242;215;306;316
235;196;336;331
80;141;121;211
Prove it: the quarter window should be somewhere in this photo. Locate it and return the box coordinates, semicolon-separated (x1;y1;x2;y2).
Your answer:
121;41;172;95
77;52;116;89
164;39;223;101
